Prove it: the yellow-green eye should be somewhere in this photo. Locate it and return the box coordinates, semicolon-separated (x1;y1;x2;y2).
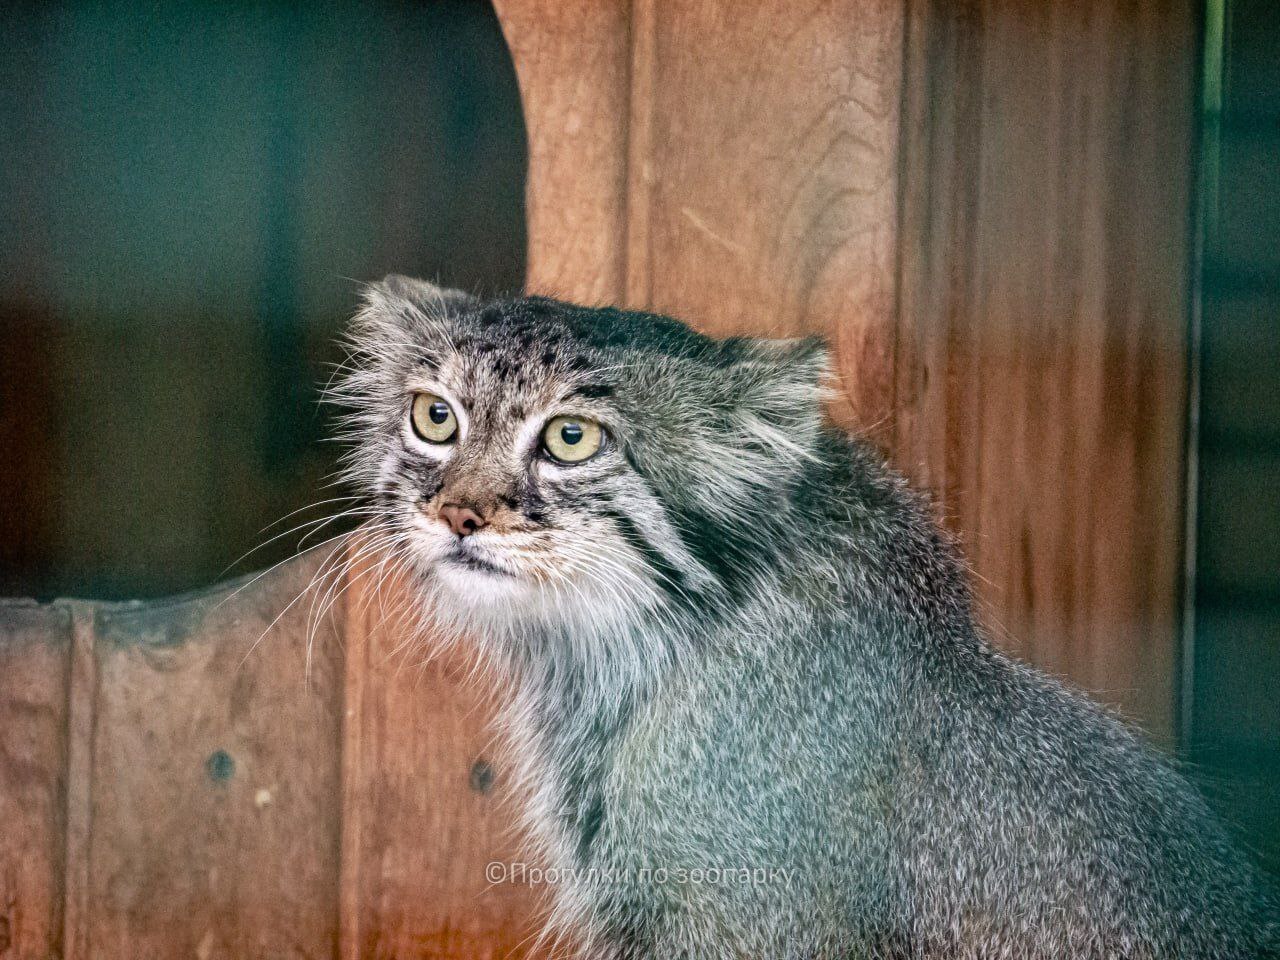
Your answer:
542;415;603;463
410;392;457;443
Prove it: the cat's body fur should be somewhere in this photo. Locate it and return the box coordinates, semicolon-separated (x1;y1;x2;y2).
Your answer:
337;276;1278;959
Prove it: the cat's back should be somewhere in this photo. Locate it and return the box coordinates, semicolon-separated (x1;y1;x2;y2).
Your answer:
827;433;1280;955
893;627;1280;958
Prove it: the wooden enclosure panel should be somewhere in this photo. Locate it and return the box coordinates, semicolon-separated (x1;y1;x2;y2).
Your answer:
895;0;1195;736
0;603;72;960
493;0;631;306
625;0;905;436
340;548;546;960
893;0;985;528
80;552;344;960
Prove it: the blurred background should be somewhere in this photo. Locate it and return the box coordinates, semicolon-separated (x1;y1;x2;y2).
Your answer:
0;0;526;601
0;0;1277;887
1190;0;1280;882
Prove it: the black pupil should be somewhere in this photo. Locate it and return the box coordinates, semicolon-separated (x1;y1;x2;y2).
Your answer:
560;422;584;445
428;401;449;425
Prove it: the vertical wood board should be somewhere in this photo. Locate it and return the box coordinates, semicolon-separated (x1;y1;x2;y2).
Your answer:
339;545;547;960
493;0;632;306
626;0;906;437
79;551;344;960
895;0;1194;735
0;603;72;960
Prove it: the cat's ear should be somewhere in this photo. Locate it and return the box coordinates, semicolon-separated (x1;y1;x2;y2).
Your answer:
352;274;478;356
724;335;831;411
719;335;831;461
745;335;829;391
363;274;478;325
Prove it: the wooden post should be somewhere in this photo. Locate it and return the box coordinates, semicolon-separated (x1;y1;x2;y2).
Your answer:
494;0;906;437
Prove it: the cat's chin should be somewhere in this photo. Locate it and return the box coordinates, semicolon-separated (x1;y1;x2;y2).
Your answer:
404;529;659;639
427;554;581;642
427;553;650;641
432;553;536;606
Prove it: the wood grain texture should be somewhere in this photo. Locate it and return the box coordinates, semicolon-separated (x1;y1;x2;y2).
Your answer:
339;543;546;960
492;0;631;306
62;602;96;960
626;0;905;437
895;0;1195;737
0;602;71;960
81;551;344;960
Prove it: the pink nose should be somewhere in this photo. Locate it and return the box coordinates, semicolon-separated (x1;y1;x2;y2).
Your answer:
438;503;487;537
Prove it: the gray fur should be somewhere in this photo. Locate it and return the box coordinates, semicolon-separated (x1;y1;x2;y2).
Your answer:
333;276;1279;959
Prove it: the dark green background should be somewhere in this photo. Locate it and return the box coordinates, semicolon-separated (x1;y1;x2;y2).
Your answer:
1188;0;1280;880
0;0;526;600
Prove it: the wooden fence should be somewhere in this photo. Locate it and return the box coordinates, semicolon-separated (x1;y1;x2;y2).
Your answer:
0;0;1196;957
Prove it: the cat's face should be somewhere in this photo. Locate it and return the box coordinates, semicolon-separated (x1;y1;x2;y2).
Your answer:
336;275;826;638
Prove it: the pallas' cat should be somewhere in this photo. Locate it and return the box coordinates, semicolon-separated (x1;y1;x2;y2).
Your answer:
335;275;1278;959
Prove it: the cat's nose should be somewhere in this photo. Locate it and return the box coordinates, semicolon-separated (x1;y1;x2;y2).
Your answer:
439;502;487;537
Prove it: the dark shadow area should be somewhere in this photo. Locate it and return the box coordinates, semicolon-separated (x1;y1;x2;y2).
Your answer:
1188;0;1280;879
0;0;527;600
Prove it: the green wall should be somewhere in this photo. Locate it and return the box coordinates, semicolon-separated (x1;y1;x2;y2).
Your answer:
0;0;526;599
1190;0;1280;879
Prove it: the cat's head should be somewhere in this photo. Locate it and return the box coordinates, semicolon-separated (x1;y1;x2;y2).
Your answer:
335;275;828;639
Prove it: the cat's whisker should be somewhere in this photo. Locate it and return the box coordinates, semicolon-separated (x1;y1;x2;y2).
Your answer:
217;509;361;579
237;537;353;672
295;506;380;551
214;527;359;614
302;538;363;681
304;522;419;675
256;495;360;535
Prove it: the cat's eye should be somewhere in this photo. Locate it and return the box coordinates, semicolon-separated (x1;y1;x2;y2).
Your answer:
542;415;603;464
410;392;458;443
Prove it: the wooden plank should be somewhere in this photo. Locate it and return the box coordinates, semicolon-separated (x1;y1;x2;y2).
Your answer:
62;602;96;960
894;0;985;520
0;602;72;960
81;550;344;959
627;0;906;437
492;0;631;306
896;0;1195;737
339;543;547;960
